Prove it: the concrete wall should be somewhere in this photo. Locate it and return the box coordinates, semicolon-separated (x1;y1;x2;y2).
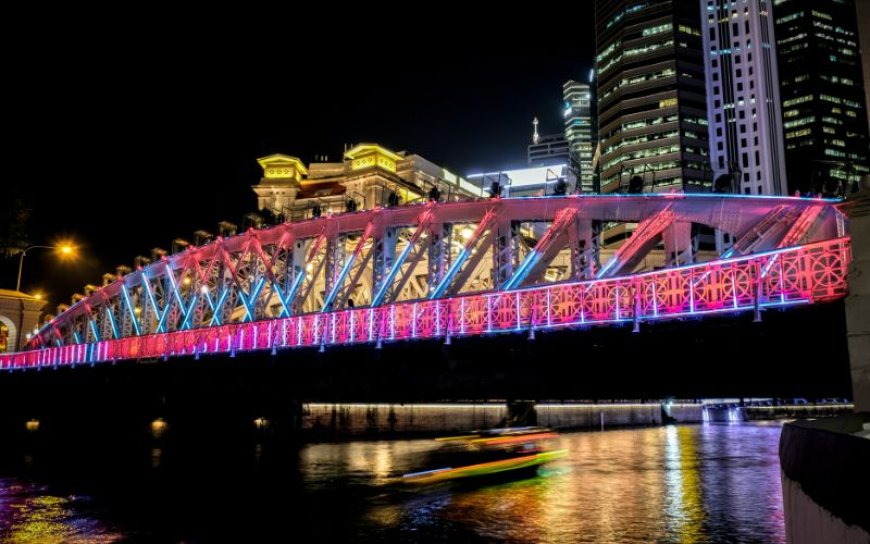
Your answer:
302;403;508;435
536;403;702;429
779;416;870;543
302;402;704;435
842;184;870;412
781;472;869;544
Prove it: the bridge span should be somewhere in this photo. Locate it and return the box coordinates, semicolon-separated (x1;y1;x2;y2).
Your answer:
1;194;851;370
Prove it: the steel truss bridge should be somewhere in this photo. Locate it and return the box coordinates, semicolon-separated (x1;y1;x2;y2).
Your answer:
1;195;851;370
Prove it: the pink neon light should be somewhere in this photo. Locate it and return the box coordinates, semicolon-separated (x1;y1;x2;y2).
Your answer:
0;238;850;371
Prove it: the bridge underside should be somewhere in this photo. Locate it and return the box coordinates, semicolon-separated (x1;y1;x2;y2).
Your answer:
0;303;851;430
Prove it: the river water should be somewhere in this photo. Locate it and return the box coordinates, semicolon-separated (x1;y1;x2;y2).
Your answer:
0;423;786;542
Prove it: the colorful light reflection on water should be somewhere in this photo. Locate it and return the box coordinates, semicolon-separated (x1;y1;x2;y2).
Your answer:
0;480;122;543
0;423;786;542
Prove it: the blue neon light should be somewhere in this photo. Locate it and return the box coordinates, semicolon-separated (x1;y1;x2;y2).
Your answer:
121;284;141;335
429;247;471;300
283;271;307;315
596;257;619;279
502;249;542;291
89;320;101;342
239;277;266;322
323;254;358;311
372;239;417;306
206;287;230;326
179;294;199;330
105;307;120;339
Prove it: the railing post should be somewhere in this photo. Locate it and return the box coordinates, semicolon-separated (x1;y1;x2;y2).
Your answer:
633;278;642;333
754;258;763;322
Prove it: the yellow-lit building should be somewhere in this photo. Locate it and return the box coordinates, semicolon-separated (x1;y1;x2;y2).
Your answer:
253;144;481;221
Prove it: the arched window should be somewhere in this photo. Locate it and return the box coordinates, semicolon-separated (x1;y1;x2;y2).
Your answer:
0;322;8;353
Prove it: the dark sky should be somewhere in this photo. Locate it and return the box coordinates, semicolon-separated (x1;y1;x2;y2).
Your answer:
4;23;595;306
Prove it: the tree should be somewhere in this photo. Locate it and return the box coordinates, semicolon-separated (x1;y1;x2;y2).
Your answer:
0;197;30;257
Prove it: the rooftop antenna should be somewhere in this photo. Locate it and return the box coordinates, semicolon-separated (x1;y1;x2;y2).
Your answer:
532;117;540;145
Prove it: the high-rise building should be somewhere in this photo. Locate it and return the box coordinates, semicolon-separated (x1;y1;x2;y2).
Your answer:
595;0;712;194
702;0;788;195
775;0;870;194
859;0;870;130
563;78;598;193
528;117;572;166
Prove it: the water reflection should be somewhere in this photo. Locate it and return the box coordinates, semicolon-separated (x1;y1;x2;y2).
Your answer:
0;424;786;542
0;479;121;543
352;425;784;543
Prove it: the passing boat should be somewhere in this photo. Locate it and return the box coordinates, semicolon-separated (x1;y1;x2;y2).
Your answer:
402;427;566;484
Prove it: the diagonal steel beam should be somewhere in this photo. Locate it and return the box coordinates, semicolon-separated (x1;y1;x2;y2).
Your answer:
323;220;377;311
597;205;676;278
502;208;578;290
372;209;436;306
429;209;497;299
778;205;824;248
729;205;802;256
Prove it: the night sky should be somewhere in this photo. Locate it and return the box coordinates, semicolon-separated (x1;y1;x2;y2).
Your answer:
4;25;595;307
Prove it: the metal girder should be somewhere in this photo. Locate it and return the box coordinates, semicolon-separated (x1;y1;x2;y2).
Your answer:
290;231;327;314
323;220;377;311
729;205;802;256
597;206;676;278
492;219;520;289
502;208;578;290
372;209;435;306
22;195;848;351
778;205;824;248
662;222;696;267
371;227;397;305
323;234;348;311
430;209;497;299
569;219;600;280
427;223;451;296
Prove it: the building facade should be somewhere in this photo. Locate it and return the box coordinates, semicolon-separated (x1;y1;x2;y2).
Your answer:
528;126;572;168
858;0;870;130
596;0;712;193
563;79;598;192
775;0;870;194
253;144;481;222
468;164;575;198
0;290;45;353
702;0;788;195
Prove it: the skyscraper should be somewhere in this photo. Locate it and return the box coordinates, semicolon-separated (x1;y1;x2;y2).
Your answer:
858;0;870;129
595;0;712;194
775;0;869;194
702;0;788;195
563;78;598;192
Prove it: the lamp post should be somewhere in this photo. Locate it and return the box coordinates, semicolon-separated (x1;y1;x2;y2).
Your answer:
15;244;75;293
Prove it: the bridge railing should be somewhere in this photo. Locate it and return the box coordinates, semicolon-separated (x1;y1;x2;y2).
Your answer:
0;237;850;371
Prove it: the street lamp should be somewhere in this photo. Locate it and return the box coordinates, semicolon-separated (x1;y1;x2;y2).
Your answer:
15;243;76;293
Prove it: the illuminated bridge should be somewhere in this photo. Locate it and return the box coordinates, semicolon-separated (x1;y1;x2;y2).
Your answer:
0;194;851;370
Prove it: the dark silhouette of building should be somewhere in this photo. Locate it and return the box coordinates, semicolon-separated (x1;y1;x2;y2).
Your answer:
775;0;870;195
